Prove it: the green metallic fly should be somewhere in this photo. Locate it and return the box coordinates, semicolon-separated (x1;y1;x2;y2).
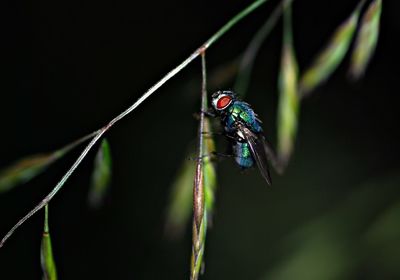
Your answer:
210;90;274;185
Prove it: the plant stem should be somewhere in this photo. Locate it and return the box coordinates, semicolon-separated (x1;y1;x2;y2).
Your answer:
0;130;106;248
41;204;58;280
44;204;49;233
0;0;269;249
235;0;291;94
106;0;268;127
205;0;268;49
56;130;101;157
283;0;293;46
191;52;208;280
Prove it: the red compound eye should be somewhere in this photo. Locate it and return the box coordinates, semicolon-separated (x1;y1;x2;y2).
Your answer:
216;95;232;109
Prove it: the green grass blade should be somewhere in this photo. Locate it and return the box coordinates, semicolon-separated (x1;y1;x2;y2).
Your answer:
165;153;196;238
277;0;299;166
234;0;291;96
41;205;57;280
0;132;97;194
88;139;112;209
191;213;207;280
0;153;60;193
299;1;365;96
349;0;382;79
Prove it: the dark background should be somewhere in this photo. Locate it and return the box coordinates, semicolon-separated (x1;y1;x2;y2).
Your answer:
1;0;399;279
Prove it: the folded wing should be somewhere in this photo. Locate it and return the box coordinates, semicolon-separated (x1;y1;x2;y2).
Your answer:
237;124;272;185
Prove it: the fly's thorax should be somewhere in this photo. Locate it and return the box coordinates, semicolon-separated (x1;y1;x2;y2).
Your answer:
226;102;262;133
228;104;241;117
225;103;243;126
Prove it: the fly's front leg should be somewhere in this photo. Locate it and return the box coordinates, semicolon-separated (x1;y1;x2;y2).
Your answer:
193;110;216;120
201;131;225;138
201;109;217;118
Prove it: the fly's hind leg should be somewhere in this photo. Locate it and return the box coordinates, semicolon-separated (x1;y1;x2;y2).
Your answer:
188;151;233;162
211;151;234;158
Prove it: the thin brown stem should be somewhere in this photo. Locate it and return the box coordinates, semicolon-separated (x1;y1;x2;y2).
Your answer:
191;51;208;280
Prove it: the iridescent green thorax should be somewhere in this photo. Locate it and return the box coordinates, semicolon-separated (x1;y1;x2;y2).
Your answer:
229;104;253;123
223;101;262;135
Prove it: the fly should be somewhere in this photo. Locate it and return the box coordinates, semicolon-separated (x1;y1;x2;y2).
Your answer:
209;90;273;185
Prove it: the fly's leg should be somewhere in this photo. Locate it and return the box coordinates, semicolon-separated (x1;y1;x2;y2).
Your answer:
201;131;239;143
211;151;234;158
193;110;216;120
187;155;212;161
188;151;233;162
201;131;226;139
201;109;217;118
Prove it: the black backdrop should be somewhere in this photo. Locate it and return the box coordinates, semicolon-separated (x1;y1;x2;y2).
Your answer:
1;0;400;279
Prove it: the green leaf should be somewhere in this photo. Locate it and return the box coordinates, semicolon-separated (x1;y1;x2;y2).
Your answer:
277;1;299;166
350;0;382;79
164;153;196;238
41;205;58;280
88;139;112;209
0;153;61;193
299;2;364;96
0;132;97;194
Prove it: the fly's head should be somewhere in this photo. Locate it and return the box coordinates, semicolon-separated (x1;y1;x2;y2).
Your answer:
211;90;236;114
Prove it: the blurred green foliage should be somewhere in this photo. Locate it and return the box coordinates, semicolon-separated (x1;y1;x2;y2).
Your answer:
261;173;400;280
299;2;363;96
0;0;395;279
0;153;60;193
350;0;382;79
277;3;299;166
88;139;112;209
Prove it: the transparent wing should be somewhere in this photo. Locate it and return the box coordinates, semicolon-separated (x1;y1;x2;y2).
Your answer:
237;124;272;185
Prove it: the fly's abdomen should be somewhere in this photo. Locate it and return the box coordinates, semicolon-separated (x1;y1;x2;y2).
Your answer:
234;142;254;169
